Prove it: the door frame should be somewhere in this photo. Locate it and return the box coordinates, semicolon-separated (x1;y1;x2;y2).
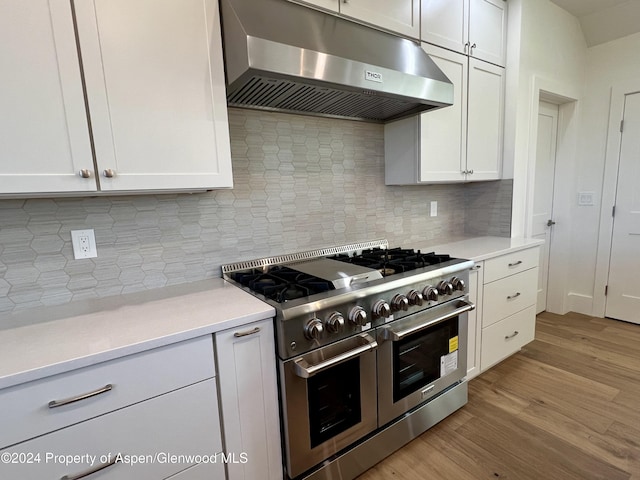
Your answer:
593;79;640;318
520;76;580;315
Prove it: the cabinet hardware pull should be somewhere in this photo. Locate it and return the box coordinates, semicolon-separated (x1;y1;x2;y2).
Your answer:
103;168;116;178
468;169;474;174
234;326;261;338
508;260;523;267
505;331;519;340
470;42;476;55
78;169;92;179
48;384;113;409
60;454;120;480
507;292;521;300
472;264;482;270
464;41;470;53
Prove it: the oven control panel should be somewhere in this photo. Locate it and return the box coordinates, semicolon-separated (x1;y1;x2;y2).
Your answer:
278;270;470;359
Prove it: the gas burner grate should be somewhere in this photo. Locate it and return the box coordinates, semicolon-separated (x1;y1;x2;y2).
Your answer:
231;266;334;303
331;248;451;277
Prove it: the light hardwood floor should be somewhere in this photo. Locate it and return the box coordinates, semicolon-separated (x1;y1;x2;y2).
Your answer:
358;312;640;480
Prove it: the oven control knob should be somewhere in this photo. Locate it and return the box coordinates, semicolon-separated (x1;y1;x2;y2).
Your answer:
437;280;454;296
326;312;345;333
304;319;324;340
451;277;466;292
373;300;392;319
391;294;409;312
349;306;368;326
407;289;424;306
422;285;439;302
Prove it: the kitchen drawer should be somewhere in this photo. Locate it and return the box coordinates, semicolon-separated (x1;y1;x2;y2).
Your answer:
483;247;540;283
482;268;538;327
480;305;536;371
165;461;225;479
0;379;222;480
0;335;215;448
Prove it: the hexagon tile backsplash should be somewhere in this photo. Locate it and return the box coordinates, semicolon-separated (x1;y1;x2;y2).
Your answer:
0;109;511;316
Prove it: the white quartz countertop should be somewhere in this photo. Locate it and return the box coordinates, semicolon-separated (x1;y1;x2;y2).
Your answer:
422;236;544;262
0;279;274;390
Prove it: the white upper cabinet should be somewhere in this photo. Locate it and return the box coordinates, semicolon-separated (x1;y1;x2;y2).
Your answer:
290;0;420;39
385;44;502;184
1;0;232;196
385;45;467;184
0;0;95;194
467;58;504;181
340;0;421;39
422;0;506;66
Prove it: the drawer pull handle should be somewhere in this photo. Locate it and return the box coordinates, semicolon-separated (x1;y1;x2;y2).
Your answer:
508;260;523;267
471;264;482;270
505;331;519;340
234;326;261;338
507;292;521;300
48;384;113;409
60;454;120;480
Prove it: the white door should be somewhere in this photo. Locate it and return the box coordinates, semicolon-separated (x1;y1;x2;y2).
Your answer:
532;102;559;313
606;92;640;324
468;0;507;66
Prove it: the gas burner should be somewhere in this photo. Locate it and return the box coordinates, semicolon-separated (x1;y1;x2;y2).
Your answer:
231;266;334;302
331;248;451;276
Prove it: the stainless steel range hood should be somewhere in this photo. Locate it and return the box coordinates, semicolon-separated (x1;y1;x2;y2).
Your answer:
219;0;454;123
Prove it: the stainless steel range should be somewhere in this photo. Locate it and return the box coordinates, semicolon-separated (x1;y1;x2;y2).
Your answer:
222;240;474;480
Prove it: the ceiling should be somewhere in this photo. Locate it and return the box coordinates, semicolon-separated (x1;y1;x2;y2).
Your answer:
549;0;640;46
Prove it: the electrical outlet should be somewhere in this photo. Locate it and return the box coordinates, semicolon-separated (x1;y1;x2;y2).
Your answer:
430;201;438;217
71;229;97;259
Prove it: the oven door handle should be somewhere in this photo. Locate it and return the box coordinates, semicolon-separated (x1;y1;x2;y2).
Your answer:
382;300;475;342
293;333;378;378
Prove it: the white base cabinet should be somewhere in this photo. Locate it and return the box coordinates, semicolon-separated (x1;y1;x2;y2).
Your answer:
215;319;283;480
479;247;540;372
0;337;223;480
466;263;483;380
0;0;232;196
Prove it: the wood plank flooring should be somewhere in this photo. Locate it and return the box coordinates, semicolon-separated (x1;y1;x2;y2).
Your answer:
358;312;640;480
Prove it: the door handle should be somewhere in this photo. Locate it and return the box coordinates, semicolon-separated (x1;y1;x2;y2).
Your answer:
547;219;556;227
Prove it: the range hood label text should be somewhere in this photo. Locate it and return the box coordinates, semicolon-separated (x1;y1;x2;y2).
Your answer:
365;70;383;83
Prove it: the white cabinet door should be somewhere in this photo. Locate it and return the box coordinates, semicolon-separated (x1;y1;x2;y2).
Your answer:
421;0;506;67
466;58;503;181
421;0;468;55
341;0;420;38
468;0;507;66
466;263;483;380
216;319;283;480
75;0;233;191
418;45;468;182
0;0;95;195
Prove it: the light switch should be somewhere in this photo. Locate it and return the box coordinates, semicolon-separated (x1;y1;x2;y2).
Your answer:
577;192;595;206
430;201;438;217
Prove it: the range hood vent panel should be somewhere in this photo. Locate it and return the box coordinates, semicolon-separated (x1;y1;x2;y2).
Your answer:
220;0;454;123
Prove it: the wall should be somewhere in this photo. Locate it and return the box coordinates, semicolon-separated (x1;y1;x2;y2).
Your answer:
569;32;640;315
505;0;587;236
0;108;511;317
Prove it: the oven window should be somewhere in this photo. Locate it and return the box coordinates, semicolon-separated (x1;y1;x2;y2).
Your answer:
393;316;459;402
308;357;362;448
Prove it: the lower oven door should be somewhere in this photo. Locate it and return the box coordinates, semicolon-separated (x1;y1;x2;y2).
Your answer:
280;332;378;479
376;298;473;427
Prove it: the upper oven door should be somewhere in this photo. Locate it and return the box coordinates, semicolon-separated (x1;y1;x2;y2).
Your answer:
280;332;378;479
376;298;473;427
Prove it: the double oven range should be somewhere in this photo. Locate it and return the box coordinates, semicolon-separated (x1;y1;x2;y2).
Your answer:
223;240;474;480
